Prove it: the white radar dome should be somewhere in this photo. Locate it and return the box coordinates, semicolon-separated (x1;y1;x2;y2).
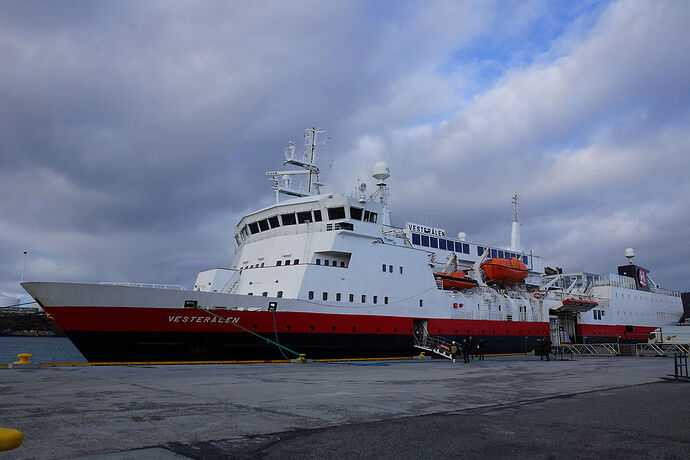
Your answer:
372;162;390;181
457;232;466;241
625;248;635;260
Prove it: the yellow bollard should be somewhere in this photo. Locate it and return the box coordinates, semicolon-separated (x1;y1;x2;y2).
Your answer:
14;353;33;364
9;353;40;369
0;428;23;451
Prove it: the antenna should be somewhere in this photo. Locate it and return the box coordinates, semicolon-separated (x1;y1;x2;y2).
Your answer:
511;193;520;223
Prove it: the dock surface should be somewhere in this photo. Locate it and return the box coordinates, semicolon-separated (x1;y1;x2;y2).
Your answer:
2;355;689;459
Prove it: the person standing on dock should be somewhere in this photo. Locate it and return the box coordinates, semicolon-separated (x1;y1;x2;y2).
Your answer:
468;336;475;360
477;338;485;360
450;341;458;363
461;339;471;363
542;336;552;361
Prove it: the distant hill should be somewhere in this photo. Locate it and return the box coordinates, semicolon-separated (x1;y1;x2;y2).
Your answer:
0;313;65;336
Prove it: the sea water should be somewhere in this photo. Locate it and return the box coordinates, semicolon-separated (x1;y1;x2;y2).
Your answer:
0;336;86;363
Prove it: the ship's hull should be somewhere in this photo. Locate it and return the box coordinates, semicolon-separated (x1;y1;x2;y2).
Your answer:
22;281;654;362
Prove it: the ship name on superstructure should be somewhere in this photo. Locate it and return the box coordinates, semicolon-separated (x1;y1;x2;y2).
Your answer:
406;222;446;237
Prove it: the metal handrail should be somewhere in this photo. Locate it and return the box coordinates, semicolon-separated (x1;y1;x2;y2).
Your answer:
99;282;186;290
636;343;690;357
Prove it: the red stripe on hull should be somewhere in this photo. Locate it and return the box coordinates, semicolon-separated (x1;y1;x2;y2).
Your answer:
44;306;550;337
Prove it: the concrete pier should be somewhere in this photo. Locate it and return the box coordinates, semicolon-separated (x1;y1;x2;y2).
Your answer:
1;355;689;459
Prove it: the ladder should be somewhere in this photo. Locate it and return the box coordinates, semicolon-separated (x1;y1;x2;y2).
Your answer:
414;334;456;360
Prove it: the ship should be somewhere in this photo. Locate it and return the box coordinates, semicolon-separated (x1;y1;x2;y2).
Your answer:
21;128;685;362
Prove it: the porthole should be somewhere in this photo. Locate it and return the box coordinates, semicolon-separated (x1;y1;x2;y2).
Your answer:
286;325;291;331
352;326;356;332
332;326;336;332
252;325;258;331
376;327;381;332
309;326;314;332
393;327;397;332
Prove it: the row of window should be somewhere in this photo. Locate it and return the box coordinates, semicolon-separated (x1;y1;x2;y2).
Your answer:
410;233;529;265
236;206;379;245
308;291;390;304
306;292;424;307
382;264;404;274
241;258;350;272
592;309;604;320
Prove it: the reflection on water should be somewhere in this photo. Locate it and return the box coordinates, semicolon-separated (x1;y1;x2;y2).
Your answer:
0;337;86;363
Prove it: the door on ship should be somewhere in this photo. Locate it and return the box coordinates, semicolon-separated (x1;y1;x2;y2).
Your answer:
413;319;428;346
553;313;577;344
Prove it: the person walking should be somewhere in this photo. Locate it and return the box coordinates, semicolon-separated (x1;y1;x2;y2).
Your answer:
543;336;552;361
461;338;471;363
477;338;485;360
537;338;544;360
468;336;475;360
450;341;458;363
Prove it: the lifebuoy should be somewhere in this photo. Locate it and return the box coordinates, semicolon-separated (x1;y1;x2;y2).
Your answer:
533;292;542;299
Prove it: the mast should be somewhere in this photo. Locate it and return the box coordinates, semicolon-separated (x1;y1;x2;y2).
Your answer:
266;127;328;203
510;193;520;252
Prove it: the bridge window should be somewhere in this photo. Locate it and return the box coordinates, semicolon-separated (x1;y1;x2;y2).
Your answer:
277;291;283;298
276;261;282;266
350;207;363;220
363;211;378;223
293;259;299;265
477;246;484;256
258;219;269;232
281;213;296;226
308;291;314;300
498;250;504;258
297;211;312;224
341;261;347;268
491;249;498;258
327;207;346;220
268;215;280;229
421;235;429;247
463;243;470;254
412;233;420;245
262;292;268;296
249;222;260;234
430;237;438;249
315;258;321;265
313;210;323;222
285;260;291;266
523;255;528;264
439;239;447;250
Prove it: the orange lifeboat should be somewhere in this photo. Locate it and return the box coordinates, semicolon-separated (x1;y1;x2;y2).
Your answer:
434;271;478;290
481;257;528;283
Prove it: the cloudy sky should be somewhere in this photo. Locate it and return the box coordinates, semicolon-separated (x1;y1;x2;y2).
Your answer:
1;0;689;301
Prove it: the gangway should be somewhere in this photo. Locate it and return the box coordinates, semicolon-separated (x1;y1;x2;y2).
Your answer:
414;334;455;360
635;343;690;357
554;343;620;356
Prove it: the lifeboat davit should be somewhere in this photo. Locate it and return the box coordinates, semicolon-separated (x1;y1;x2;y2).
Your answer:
481;257;528;283
434;271;479;290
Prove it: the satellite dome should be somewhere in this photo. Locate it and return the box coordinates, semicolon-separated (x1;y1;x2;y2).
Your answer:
625;248;635;260
372;162;390;181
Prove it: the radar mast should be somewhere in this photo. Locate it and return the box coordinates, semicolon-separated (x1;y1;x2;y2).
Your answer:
266;127;328;203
